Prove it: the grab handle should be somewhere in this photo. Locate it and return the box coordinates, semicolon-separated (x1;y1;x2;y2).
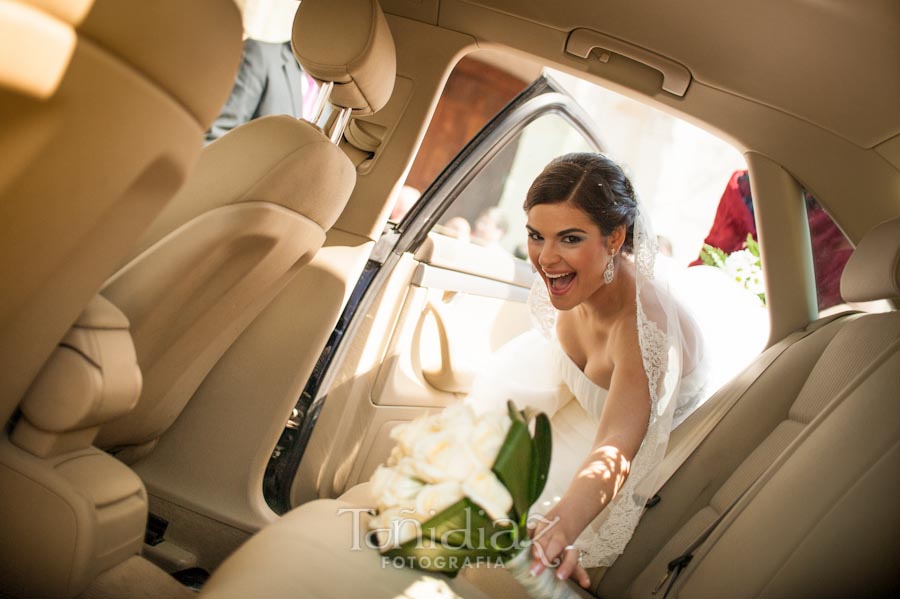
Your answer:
565;28;691;97
417;299;474;394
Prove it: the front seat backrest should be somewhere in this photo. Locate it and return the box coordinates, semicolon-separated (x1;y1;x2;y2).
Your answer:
0;0;242;426
94;0;396;459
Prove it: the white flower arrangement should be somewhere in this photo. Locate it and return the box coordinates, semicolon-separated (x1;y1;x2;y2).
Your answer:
700;234;766;306
368;401;581;598
369;402;514;546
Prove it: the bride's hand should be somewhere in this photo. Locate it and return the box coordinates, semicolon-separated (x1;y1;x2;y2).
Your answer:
528;510;591;589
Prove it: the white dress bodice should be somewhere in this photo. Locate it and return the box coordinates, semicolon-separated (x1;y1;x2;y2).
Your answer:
554;341;610;420
467;275;712;568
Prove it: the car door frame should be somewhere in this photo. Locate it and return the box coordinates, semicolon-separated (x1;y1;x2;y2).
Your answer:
263;74;605;513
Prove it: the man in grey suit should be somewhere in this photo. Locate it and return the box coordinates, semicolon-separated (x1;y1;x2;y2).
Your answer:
205;38;310;142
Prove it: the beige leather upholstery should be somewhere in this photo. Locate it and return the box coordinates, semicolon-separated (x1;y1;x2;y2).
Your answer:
0;0;242;426
95;116;356;455
201;499;492;599
14;296;141;458
93;0;398;461
293;0;396;115
840;216;900;303
602;217;900;597
0;296;148;597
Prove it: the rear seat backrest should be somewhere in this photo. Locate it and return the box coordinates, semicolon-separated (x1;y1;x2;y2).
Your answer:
621;217;900;597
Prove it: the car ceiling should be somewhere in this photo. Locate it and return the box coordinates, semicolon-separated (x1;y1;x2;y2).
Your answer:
375;0;900;242
382;0;900;151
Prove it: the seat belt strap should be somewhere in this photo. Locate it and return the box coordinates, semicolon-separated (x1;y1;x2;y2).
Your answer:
652;486;746;597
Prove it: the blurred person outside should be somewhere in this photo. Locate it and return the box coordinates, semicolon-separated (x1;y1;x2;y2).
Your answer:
472;207;509;249
206;0;316;142
441;217;472;242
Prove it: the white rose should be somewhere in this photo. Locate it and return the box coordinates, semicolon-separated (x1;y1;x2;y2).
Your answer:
390;416;434;454
386;445;405;467
469;415;510;466
415;480;463;519
411;433;481;483
462;470;513;522
371;465;423;510
370;506;424;547
393;455;420;479
438;402;477;436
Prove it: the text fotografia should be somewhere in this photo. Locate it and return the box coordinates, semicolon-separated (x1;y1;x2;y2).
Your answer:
382;555;506;570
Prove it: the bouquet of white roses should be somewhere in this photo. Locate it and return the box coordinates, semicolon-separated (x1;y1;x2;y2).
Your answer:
368;401;576;597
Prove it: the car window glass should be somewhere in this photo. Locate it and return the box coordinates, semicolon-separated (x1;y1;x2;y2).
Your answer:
433;113;595;258
803;193;890;315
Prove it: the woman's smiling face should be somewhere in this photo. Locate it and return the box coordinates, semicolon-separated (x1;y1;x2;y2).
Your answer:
526;200;612;311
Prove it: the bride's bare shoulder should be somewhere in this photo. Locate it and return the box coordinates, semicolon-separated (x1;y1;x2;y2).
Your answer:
609;304;642;364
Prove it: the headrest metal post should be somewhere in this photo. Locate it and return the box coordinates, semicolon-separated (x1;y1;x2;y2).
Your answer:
329;107;353;145
309;81;334;125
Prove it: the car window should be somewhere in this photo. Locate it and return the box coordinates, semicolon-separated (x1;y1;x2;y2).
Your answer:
804;193;854;313
404;56;772;421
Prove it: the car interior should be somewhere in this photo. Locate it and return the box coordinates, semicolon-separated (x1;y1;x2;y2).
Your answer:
1;0;898;597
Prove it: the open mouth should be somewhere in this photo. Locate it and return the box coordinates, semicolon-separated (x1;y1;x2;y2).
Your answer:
545;271;576;295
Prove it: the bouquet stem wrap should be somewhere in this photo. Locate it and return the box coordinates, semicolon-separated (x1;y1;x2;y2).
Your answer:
505;541;582;599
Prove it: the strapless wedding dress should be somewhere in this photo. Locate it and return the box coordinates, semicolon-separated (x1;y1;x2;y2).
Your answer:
466;288;711;568
532;333;709;542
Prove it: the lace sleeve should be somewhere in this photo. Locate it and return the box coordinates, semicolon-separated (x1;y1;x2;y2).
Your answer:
572;207;685;569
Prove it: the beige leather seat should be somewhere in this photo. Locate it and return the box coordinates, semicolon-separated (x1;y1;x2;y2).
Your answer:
0;296;147;597
93;0;396;460
0;0;242;429
601;216;900;597
199;217;900;598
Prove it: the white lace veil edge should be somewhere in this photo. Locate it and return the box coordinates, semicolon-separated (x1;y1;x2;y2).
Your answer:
575;207;688;568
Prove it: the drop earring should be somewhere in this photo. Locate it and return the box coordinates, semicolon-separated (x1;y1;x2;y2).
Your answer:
604;248;616;284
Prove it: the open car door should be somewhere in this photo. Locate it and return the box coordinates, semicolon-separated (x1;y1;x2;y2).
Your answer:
264;75;606;512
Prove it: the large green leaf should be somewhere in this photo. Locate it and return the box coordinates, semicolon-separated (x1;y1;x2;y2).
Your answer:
383;498;520;574
528;412;552;504
492;415;533;521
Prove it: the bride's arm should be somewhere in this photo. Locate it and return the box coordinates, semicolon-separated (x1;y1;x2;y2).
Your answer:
530;321;650;586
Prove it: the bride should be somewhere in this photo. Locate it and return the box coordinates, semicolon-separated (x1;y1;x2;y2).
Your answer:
467;153;709;589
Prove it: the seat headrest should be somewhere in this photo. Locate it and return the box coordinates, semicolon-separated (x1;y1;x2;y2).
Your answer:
840;217;900;303
78;0;243;127
291;0;396;115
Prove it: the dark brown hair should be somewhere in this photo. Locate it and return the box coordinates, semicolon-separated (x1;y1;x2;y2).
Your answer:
524;152;637;253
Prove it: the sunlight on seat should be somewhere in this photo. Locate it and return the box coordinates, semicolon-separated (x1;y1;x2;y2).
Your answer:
394;575;461;599
0;1;79;99
24;0;95;25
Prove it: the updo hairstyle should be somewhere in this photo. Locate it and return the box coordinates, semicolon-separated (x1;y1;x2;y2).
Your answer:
523;152;637;253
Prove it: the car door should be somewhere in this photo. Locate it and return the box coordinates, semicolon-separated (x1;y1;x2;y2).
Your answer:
263;75;606;512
